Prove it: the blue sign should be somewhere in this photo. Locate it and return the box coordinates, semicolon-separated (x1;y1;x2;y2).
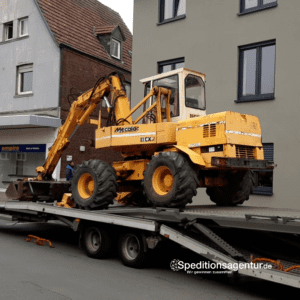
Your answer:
0;144;46;153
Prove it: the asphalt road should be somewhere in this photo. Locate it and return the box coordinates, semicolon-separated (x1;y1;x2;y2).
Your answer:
0;219;298;300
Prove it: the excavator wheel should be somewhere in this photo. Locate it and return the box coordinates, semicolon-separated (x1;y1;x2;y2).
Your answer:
206;170;255;206
143;152;198;208
71;159;117;210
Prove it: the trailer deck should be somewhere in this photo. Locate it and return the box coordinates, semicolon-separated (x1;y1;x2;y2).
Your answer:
1;201;300;289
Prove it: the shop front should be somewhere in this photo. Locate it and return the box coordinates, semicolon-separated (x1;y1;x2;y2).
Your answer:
0;144;46;190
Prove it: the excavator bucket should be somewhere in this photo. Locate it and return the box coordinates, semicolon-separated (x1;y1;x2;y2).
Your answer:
5;180;71;201
5;181;27;200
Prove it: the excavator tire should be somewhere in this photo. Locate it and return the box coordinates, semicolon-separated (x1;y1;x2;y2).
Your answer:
71;159;117;210
143;152;198;208
206;170;255;206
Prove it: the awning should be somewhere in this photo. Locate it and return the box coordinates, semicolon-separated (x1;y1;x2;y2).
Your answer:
0;115;61;128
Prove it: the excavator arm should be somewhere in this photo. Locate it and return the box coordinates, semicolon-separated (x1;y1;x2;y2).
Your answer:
5;73;133;200
37;74;132;180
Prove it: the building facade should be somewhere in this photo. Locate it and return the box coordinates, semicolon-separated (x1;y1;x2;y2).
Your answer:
131;0;299;209
0;0;132;191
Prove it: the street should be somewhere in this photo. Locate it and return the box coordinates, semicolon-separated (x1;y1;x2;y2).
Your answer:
0;219;297;300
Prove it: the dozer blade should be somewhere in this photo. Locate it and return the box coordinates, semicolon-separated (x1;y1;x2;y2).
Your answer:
5;180;71;201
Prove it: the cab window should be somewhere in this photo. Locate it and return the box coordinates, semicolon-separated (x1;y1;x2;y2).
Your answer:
153;75;179;118
185;75;205;110
144;81;151;97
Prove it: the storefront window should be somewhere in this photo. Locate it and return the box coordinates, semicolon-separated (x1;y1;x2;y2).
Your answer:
0;144;46;190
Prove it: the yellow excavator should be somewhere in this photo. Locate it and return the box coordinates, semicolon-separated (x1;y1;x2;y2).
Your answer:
6;69;273;209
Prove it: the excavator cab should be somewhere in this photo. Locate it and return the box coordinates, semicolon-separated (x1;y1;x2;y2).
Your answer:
140;68;206;123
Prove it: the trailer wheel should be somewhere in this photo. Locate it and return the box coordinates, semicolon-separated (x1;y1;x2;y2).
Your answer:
206;170;254;206
143;152;198;208
81;225;112;259
72;160;117;210
118;232;149;268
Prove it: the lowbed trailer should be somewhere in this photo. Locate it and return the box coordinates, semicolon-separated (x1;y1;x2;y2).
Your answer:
1;201;300;289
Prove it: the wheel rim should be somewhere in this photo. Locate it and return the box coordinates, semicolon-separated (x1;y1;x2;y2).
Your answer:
86;228;101;251
123;235;140;260
152;166;174;195
78;173;95;199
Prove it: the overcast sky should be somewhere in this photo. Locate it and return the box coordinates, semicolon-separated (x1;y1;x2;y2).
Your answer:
98;0;134;33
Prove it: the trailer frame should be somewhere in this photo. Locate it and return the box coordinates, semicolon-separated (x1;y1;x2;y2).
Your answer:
1;201;300;289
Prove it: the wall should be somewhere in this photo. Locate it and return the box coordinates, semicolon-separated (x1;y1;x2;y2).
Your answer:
0;0;60;116
132;0;300;209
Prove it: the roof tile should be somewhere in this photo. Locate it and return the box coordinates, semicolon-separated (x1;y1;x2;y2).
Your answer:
95;25;116;35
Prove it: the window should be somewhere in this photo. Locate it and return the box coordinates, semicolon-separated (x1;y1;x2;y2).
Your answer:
253;143;274;195
19;18;28;37
111;38;121;59
185;75;206;110
153;75;180;118
160;0;186;23
0;153;10;161
238;40;275;102
17;64;33;95
158;58;184;74
125;83;131;104
240;0;277;14
17;153;26;161
4;22;13;41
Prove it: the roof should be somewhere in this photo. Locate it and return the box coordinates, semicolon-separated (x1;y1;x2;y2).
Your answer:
36;0;132;72
94;25;116;35
95;24;126;40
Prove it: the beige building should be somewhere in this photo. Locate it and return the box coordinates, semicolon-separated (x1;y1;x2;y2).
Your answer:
131;0;300;209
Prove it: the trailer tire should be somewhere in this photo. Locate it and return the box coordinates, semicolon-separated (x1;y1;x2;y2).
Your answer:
143;152;198;208
118;232;149;268
81;225;112;259
206;170;254;206
72;159;117;210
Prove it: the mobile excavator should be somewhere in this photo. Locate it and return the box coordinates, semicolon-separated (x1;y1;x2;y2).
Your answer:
6;69;273;209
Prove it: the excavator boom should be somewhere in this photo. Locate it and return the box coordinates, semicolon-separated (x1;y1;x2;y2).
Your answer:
38;74;132;180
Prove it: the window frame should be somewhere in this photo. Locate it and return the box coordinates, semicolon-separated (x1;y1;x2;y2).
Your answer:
237;40;276;103
17;64;33;95
252;143;274;196
159;0;186;24
111;38;121;60
4;21;13;41
19;18;28;37
240;0;277;15
158;57;185;74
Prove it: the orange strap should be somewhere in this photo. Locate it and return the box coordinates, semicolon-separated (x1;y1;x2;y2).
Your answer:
251;255;300;272
26;235;54;248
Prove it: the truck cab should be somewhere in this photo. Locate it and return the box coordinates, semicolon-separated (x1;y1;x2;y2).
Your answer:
140;68;206;123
